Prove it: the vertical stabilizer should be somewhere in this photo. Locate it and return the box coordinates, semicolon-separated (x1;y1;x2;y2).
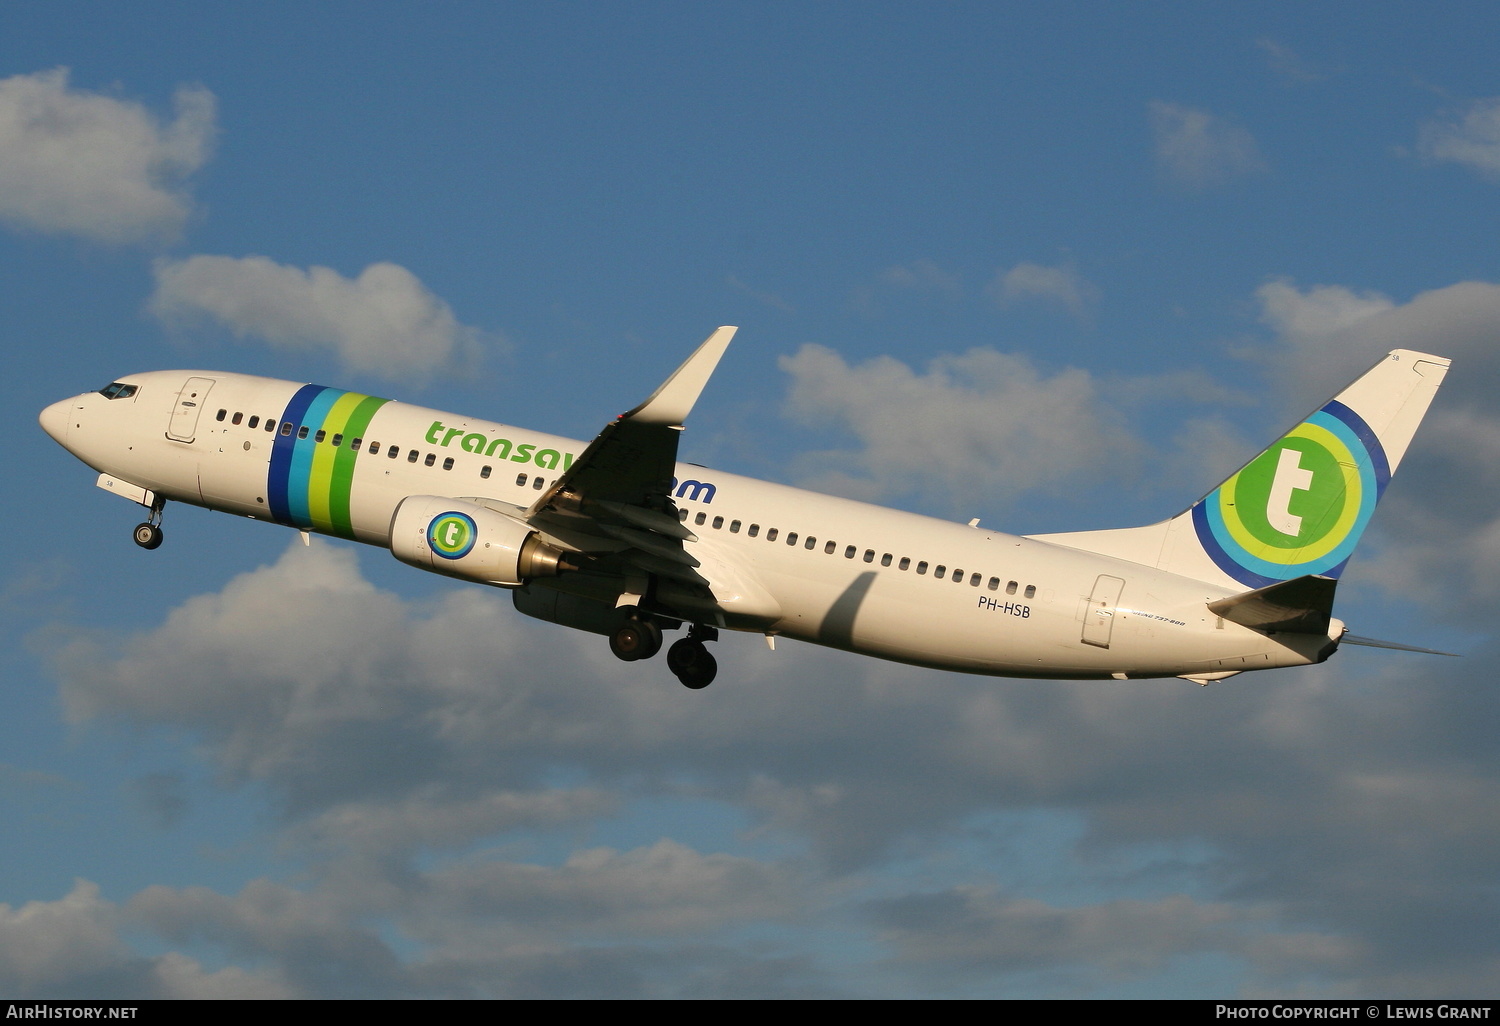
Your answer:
1030;350;1450;591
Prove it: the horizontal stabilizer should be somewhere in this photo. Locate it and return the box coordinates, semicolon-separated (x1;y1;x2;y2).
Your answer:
1341;634;1457;657
1207;574;1336;634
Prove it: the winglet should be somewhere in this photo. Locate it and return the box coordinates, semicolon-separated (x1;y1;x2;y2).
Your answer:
624;326;737;427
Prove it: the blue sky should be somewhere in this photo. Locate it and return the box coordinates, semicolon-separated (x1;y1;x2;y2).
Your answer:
3;1;1500;998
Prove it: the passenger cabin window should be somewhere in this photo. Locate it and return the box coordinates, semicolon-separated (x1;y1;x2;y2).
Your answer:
350;438;361;451
442;457;454;471
315;429;326;443
695;512;707;526
388;445;399;459
331;433;343;447
712;516;724;530
845;546;856;559
988;577;1000;591
748;524;760;538
249;416;260;429
298;426;310;440
1024;585;1036;599
935;566;946;579
232;412;243;425
265;420;276;432
917;561;928;575
730;520;741;533
1006;581;1017;595
480;466;491;479
216;409;227;422
881;553;892;567
899;557;911;571
408;450;419;463
970;573;981;587
534;477;545;490
863;549;875;563
825;541;836;554
424;453;436;467
766;528;778;542
517;473;528;486
282;422;294;436
786;533;798;546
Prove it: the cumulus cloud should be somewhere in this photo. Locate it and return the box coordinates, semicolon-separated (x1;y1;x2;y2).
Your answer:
989;261;1098;320
1418;97;1500;182
0;881;287;999
37;510;1500;995
0;68;214;243
776;344;1134;510
1149;101;1267;190
149;255;487;381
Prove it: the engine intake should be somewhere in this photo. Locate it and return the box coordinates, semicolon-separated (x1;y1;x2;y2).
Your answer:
389;496;571;587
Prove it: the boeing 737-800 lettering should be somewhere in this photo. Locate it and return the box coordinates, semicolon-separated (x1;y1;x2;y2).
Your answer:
38;329;1452;688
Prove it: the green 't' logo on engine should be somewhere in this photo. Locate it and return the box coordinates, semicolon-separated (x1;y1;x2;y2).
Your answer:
428;512;477;560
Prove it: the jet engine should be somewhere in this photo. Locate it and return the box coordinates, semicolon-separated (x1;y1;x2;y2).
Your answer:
389;495;571;587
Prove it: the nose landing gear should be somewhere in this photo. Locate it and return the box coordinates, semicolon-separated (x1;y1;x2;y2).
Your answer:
132;499;166;550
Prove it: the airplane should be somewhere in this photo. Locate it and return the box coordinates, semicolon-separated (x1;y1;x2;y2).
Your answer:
38;329;1453;689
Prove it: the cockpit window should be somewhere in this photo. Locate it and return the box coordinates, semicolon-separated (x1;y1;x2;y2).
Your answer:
97;382;138;400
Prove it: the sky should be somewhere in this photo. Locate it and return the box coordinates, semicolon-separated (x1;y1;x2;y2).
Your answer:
2;0;1499;999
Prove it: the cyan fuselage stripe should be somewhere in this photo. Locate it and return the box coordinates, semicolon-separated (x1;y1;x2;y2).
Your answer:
285;387;346;528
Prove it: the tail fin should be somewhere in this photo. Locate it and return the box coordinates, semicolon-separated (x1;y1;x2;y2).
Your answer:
1030;349;1451;590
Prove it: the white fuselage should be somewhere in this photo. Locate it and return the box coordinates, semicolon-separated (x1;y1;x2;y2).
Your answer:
41;370;1336;681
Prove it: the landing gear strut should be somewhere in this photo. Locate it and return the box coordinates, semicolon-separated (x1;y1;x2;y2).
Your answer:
667;625;718;689
133;499;165;550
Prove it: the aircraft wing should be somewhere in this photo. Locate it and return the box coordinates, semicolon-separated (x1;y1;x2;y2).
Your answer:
523;327;736;587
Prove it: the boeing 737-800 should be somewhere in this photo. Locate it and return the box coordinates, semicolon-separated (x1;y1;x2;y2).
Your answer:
38;329;1451;688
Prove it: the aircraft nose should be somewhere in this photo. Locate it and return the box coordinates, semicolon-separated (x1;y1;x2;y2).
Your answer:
39;399;71;444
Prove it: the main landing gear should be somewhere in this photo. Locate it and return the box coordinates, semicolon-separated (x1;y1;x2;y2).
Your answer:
609;612;719;689
667;626;718;690
133;500;166;550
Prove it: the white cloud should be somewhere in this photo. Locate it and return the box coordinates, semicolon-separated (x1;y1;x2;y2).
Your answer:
777;344;1134;509
1419;97;1500;182
989;261;1098;319
40;523;1500;994
883;259;961;299
0;68;214;243
149;254;486;380
0;880;288;998
1257;37;1328;85
1149;101;1267;190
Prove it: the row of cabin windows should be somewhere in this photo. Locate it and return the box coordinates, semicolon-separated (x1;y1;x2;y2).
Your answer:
676;506;1038;597
215;409;555;489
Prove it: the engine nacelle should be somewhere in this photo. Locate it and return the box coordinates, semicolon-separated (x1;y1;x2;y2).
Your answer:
513;582;634;637
389;495;570;587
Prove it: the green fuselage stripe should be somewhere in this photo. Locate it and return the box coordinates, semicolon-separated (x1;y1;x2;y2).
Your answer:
306;392;368;533
328;395;390;538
